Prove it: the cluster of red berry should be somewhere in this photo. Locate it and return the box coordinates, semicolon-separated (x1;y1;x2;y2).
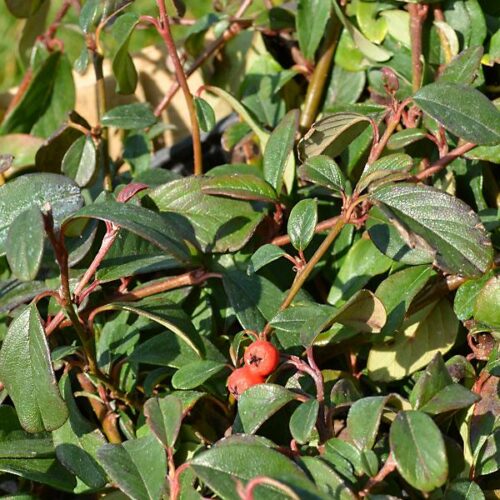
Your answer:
227;340;280;399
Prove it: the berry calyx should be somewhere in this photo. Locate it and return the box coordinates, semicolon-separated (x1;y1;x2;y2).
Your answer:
244;340;280;376
227;366;265;399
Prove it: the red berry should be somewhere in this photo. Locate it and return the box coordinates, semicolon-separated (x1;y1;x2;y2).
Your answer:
227;367;265;399
244;340;280;376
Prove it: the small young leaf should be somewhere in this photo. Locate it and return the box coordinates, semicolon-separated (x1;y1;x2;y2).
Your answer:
296;0;330;60
390;411;448;492
6;206;44;281
453;271;494;321
289;399;319;444
298;155;346;193
144;395;183;448
97;435;166;500
111;13;139;95
413;82;500;145
0;304;68;433
247;244;286;274
387;128;428;150
194;97;216;132
473;276;500;328
101;103;157;129
263;110;299;193
287;199;317;252
357;153;413;193
62;135;97;187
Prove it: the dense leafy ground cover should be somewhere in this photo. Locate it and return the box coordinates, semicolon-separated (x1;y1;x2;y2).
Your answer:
0;0;499;498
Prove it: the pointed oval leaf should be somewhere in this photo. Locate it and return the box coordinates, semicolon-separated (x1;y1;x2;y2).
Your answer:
287;198;318;252
194;97;216;132
0;173;83;256
371;183;493;277
111;13;139;95
101;103;157;129
171;360;226;390
144;395;183;449
247;244;286;274
97;435;166;500
413;82;500;145
202;174;277;202
263;110;299;193
6;206;45;281
297;0;331;60
61;134;97;187
67;199;191;263
0;304;68;433
289;399;319;444
357;153;413;193
299;112;372;160
237;384;295;434
390;411;448;492
346;396;390;451
439;46;484;85
53;374;107;489
298;155;346;193
367;299;459;382
473;276;500;328
387;128;428;150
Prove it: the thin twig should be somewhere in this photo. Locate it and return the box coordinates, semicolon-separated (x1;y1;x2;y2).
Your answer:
271;215;342;246
154;0;203;175
408;3;429;93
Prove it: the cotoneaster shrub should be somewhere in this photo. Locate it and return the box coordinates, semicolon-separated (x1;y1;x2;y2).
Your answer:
0;0;498;498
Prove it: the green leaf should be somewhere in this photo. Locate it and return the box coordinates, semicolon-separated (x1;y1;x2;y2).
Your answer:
296;0;330;60
289;399;319;444
0;134;44;171
413;83;500;145
387;128;428;150
287;199;318;252
202;174;277;202
439;46;484;85
356;0;387;44
371;183;493;277
144;395;183;448
356;153;413;193
149;176;266;253
62;135;97;187
79;0;101;32
332;0;392;62
191;440;314;500
346;396;388;451
367;299;459;381
366;205;435;265
390;411;448;492
263;110;299;193
298;155;346;193
375;265;435;336
95;297;205;358
101;103;157;129
444;480;485;500
194;97;216;132
68;199;191;263
52;374;107;489
0;173;83;256
237;384;295;434
111;13;139;95
247;244;286;274
0;304;68;432
327;237;392;306
453;271;494;321
205;86;270;146
300;456;357;500
5;0;43;17
419;384;480;415
473;276;500;328
299;112;372;160
97;435;166;500
171;360;226;390
6;206;45;281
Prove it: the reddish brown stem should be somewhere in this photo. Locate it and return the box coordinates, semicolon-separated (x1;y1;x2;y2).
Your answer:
408;3;429;93
271;215;342;247
413;142;476;181
361;453;397;496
